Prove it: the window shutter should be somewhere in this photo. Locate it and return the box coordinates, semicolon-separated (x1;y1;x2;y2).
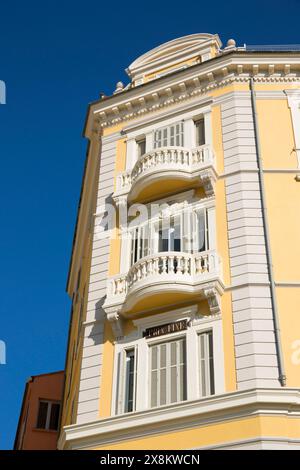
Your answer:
150;338;186;408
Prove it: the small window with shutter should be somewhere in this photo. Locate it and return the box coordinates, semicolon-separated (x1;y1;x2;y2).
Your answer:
150;338;186;408
154;122;184;149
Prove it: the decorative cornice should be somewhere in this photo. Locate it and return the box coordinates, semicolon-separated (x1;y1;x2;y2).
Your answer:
58;388;300;449
91;59;300;130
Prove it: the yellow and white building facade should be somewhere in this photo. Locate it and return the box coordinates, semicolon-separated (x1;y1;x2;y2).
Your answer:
58;33;300;450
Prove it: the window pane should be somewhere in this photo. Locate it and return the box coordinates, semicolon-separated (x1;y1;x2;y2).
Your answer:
179;339;185;364
199;331;214;397
49;403;60;430
195;119;205;146
137;139;146;158
36;402;48;429
198;210;206;252
125;350;135;412
209;331;215;395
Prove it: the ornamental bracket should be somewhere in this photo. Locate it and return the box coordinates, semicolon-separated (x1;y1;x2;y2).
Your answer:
203;284;221;315
106;308;124;340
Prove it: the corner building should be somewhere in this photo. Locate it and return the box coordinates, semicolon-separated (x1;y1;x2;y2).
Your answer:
59;34;300;450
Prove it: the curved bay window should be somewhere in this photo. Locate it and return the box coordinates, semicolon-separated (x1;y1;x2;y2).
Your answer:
129;202;211;268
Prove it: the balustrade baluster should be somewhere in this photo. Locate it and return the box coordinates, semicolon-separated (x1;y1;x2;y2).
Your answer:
169;255;174;273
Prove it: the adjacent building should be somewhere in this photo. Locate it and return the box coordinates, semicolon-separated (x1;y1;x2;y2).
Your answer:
58;33;300;450
14;371;64;450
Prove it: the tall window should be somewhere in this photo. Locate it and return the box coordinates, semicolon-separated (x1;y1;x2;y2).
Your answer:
136;138;146;158
199;331;215;397
150;338;186;407
195;118;205;147
158;215;181;252
154;122;184;148
36;401;60;431
130;224;150;265
129;207;210;266
124;349;136;412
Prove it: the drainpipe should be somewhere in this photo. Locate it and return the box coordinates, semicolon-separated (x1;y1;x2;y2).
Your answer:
249;78;286;386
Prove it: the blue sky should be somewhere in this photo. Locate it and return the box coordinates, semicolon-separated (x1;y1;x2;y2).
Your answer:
0;0;300;450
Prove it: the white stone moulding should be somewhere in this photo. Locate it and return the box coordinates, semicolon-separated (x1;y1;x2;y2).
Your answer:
113;144;217;203
103;249;223;332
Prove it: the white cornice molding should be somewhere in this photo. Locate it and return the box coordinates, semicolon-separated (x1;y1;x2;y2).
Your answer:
58;388;300;449
88;56;300;131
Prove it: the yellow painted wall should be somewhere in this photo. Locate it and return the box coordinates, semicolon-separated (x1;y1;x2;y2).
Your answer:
99;321;115;417
257;95;300;388
90;415;300;450
144;58;200;82
257;99;297;169
276;288;300;387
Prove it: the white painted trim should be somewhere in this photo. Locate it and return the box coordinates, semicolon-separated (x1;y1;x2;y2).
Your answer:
58;388;300;449
110;305;224;419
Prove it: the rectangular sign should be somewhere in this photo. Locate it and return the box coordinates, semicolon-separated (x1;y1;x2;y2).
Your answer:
143;319;188;339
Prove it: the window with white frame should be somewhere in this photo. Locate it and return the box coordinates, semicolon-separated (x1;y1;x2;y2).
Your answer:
124;349;136;412
150;338;186;407
116;347;137;414
129;204;210;267
115;324;217;415
154;122;184;148
36;400;60;430
194;118;205;147
136;137;146;158
199;331;215;397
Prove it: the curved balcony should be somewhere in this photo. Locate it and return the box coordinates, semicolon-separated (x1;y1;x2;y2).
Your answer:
103;250;223;318
113;145;217;204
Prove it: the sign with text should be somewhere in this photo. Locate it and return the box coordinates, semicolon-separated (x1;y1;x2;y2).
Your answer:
143;319;188;339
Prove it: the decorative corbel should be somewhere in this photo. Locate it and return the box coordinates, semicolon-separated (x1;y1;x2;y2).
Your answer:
106;309;124;339
199;170;215;197
203;286;221;315
112;194;128;229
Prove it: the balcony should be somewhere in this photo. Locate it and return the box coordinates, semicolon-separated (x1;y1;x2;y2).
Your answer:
113;145;217;204
103;250;223;324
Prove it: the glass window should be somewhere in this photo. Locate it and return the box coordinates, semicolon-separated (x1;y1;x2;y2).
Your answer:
137;138;146;158
36;401;48;429
124;349;136;412
49;403;60;430
199;331;215;397
195;118;205;146
129;207;210;267
150;338;186;408
36;401;60;431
